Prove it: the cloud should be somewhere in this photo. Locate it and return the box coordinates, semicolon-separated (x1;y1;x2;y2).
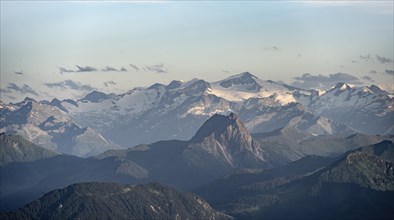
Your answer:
369;70;377;74
359;54;372;62
145;63;168;73
0;90;17;100
129;64;139;71
0;88;11;93
58;67;74;74
290;72;363;90
4;83;38;95
376;55;393;64
361;76;375;82
102;66;119;72
102;66;128;72
44;82;66;89
264;46;281;52
14;71;23;75
44;80;96;91
6;95;16;100
58;65;97;74
75;65;97;72
104;80;117;87
385;69;394;75
222;70;230;74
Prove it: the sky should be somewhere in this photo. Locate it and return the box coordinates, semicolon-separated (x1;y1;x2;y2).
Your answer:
1;1;393;103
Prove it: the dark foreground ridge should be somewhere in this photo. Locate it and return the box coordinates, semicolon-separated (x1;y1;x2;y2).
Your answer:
1;182;232;220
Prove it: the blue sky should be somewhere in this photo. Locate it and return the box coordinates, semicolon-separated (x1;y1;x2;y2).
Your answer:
1;1;393;102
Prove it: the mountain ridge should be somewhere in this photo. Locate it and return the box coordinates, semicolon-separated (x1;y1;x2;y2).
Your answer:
195;141;394;219
0;98;119;157
3;72;391;149
2;182;232;220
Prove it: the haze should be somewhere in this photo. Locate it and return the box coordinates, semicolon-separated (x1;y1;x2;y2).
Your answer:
1;1;393;102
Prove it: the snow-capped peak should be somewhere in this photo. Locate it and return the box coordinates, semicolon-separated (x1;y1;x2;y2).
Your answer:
221;71;256;81
207;72;305;104
217;72;259;90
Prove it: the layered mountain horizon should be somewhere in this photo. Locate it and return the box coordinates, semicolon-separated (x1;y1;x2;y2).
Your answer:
1;112;392;212
1;72;393;219
1;72;393;157
1;128;393;218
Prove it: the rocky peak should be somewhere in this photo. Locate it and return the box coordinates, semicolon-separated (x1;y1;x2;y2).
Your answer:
147;83;165;90
49;98;68;112
368;85;389;96
191;113;257;152
219;72;260;91
166;80;183;90
22;97;37;103
189;113;268;168
191;113;245;142
81;91;110;103
329;82;352;91
184;80;211;96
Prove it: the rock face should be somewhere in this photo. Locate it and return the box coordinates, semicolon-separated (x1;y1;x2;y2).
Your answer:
1;182;232;220
110;112;271;189
189;113;268;168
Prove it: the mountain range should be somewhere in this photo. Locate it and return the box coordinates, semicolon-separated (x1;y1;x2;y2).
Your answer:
0;113;271;210
1;128;393;219
0;72;393;219
195;140;394;219
0;98;118;157
2;72;391;157
1;113;392;212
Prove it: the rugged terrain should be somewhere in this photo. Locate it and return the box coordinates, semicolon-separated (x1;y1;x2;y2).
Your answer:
3;73;391;151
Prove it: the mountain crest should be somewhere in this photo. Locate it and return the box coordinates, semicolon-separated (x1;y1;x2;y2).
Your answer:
190;113;267;167
367;85;389;96
330;82;352;91
219;72;261;91
191;113;245;143
80;91;112;103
